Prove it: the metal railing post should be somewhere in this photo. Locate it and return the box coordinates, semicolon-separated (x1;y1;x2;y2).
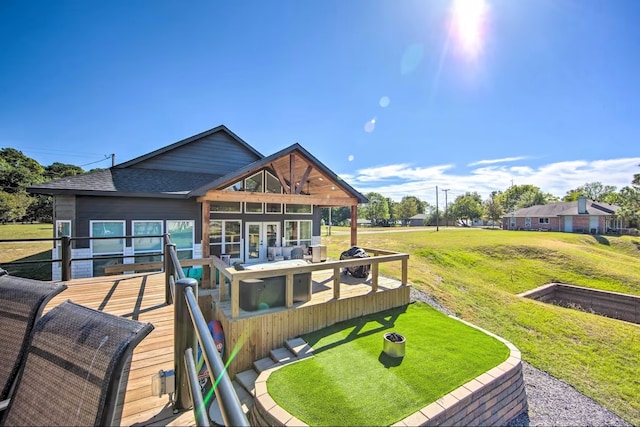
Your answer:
165;242;176;304
61;235;71;281
174;277;198;410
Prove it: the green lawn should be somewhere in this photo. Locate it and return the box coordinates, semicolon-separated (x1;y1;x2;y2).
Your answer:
0;223;53;280
322;228;640;425
268;302;509;426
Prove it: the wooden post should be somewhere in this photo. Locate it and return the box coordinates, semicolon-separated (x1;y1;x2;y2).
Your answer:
231;278;240;318
285;273;293;307
402;258;408;286
350;205;358;246
371;262;379;291
202;202;211;288
333;267;341;299
61;235;71;281
173;277;198;410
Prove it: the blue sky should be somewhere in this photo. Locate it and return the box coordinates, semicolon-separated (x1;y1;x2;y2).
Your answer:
1;0;639;206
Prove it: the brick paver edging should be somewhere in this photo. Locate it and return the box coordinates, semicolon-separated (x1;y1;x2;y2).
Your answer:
251;316;527;426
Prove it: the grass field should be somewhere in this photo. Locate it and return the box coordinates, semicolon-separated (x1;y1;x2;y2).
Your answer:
0;223;53;280
323;226;640;425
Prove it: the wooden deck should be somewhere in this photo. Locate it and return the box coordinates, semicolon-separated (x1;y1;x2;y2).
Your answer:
45;268;409;426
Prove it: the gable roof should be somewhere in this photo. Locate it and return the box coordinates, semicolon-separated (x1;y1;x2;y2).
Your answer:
189;143;368;204
28;168;219;198
508;199;619;217
115;124;263;168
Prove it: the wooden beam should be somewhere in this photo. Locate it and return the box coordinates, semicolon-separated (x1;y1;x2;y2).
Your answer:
270;162;290;194
197;191;358;206
289;154;295;196
295;165;313;194
350;205;358;246
201;201;211;288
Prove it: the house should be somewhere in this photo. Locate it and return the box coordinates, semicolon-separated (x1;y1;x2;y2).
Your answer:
502;196;625;233
28;125;368;279
408;213;429;226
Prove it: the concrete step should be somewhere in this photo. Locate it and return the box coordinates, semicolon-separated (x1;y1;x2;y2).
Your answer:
253;356;277;373
286;337;314;358
270;346;295;364
232;379;254;411
235;368;259;396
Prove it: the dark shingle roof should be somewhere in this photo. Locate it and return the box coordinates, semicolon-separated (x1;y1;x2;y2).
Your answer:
28;168;220;198
508;200;619;217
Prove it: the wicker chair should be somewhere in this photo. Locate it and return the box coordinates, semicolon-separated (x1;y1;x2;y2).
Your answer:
0;300;154;426
0;270;67;403
290;247;305;260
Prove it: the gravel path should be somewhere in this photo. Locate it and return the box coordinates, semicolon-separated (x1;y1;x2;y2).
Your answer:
409;287;631;427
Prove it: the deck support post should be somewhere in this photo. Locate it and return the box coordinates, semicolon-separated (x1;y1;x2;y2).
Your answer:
350;206;358;246
174;277;198;411
61;235;71;281
164;243;176;305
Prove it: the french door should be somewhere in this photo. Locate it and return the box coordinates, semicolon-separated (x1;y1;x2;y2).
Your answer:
245;222;280;263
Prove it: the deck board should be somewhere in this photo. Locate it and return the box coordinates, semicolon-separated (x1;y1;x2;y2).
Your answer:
44;268;407;426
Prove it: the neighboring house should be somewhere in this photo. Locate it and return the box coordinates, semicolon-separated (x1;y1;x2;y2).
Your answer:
502;196;625;233
28;125;367;279
408;214;428;227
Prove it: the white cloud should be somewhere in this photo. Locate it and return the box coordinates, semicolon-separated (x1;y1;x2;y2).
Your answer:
342;157;640;206
467;156;528;166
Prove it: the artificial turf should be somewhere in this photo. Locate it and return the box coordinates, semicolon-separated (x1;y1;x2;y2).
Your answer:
267;301;510;426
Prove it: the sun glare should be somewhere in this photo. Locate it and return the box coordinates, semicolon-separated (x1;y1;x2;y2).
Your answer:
451;0;488;58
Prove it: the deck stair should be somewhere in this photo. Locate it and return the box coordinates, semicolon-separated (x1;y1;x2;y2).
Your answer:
235;337;315;400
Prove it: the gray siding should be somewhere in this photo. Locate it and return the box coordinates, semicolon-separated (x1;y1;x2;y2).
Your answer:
53;195;76;220
75;196;202;248
129;131;261;174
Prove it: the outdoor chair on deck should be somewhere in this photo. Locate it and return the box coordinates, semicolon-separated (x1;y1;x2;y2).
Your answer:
0;270;67;404
0;300;154;426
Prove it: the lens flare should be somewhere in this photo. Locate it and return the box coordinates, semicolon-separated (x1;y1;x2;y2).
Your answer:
364;118;376;133
379;96;390;108
451;0;488;59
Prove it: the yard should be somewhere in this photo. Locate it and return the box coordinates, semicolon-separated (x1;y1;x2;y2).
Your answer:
324;227;640;425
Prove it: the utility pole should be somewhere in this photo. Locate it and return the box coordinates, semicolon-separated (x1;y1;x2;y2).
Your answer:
111;153;115;167
435;185;439;232
442;188;449;227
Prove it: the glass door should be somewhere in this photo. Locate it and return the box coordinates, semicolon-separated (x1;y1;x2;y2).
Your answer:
245;222;280;263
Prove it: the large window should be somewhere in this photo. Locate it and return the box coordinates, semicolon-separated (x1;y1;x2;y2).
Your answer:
284;220;312;247
209;220;241;260
211;201;242;213
167;220;194;260
245;172;263;193
133;221;163;265
245;202;263;214
266;171;282;193
285;204;312;214
90;221;125;276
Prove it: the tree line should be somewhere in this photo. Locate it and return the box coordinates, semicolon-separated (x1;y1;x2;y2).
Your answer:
2;147;639;228
346;172;640;228
0;148;85;223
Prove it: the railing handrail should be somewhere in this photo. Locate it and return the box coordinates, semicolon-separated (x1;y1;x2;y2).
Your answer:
166;240;249;427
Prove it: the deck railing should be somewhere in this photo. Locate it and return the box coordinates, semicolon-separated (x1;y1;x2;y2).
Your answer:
212;246;409;318
164;237;249;427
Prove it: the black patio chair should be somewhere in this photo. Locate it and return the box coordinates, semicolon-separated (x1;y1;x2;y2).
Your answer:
0;270;67;404
0;300;154;426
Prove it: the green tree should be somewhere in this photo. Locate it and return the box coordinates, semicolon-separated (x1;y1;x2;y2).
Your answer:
563;182;618;203
449;192;483;227
0;148;45;193
44;162;84;180
496;184;550;212
396;196;420;225
617;166;640;227
483;192;504;227
359;192;389;226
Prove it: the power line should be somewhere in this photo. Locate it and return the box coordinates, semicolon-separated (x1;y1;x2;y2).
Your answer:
78;155;112;167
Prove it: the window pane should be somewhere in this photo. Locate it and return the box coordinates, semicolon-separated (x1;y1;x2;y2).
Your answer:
224;180;243;191
285;221;297;242
92;221;124;254
245;172;263;193
133;221;163;253
285;204;312;214
245;202;263;213
266;172;282;194
266;203;282;213
211;201;242;212
168;220;194;250
56;221;71;237
300;221;312;240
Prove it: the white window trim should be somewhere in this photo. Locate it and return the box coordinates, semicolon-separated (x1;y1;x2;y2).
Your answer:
210;201;242;213
90;220;125;255
266;171;283;194
209;219;243;261
132;220;164;255
283;219;313;246
244;171;264;193
265;203;283;214
167;220;195;254
245;202;264;214
285;204;313;215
